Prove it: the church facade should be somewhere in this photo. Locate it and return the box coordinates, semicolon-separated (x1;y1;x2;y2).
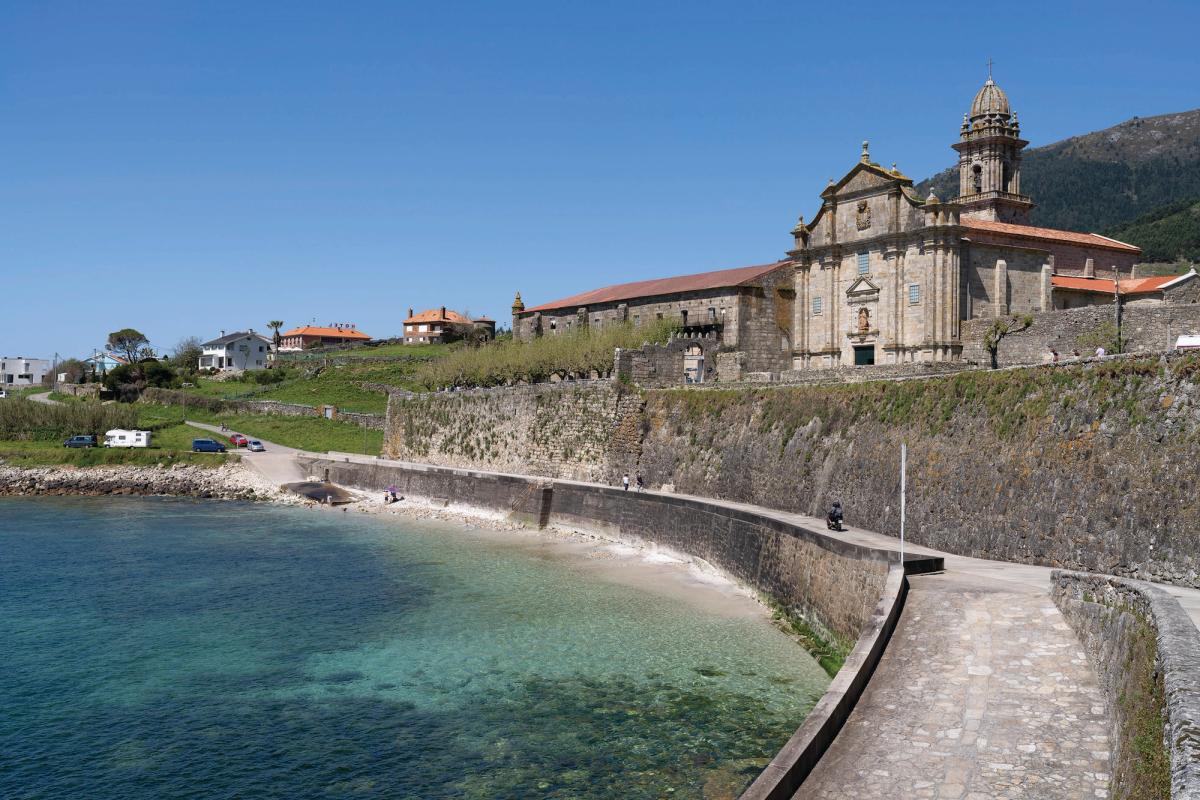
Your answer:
514;77;1143;374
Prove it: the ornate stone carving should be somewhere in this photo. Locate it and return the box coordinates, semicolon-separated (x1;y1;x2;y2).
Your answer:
856;200;872;231
858;307;870;333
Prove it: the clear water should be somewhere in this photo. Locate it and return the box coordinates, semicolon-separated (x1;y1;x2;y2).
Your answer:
0;497;828;799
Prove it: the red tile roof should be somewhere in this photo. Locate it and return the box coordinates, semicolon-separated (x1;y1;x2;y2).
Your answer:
281;325;371;340
524;261;789;313
962;218;1141;253
404;309;472;324
1052;273;1193;296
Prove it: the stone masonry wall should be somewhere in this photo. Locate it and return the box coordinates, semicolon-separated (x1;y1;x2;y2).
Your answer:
381;353;1200;588
383;381;643;483
1052;572;1200;799
962;303;1200;367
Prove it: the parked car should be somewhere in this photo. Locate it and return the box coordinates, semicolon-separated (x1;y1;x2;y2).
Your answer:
192;438;227;453
229;433;249;447
63;435;97;448
246;440;266;452
0;388;7;399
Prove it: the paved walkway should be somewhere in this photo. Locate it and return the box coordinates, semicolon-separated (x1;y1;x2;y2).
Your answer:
796;572;1111;799
186;420;307;484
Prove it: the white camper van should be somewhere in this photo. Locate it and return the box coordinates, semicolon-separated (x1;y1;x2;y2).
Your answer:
104;429;152;448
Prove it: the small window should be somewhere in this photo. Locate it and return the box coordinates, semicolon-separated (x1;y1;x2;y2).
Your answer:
708;307;716;322
857;252;869;275
680;309;688;325
549;320;557;331
812;296;823;315
633;314;640;325
909;284;921;304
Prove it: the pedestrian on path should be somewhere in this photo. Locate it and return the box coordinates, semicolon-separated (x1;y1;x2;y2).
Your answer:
622;474;630;491
636;474;645;492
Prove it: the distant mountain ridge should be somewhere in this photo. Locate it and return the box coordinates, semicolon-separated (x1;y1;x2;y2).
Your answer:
916;108;1200;260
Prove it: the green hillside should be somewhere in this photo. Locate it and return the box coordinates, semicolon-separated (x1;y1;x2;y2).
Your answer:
1107;198;1200;263
917;109;1200;245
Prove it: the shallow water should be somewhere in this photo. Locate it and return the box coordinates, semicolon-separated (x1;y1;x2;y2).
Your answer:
0;496;829;799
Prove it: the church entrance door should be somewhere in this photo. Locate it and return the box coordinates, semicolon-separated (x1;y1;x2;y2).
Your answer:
853;345;875;366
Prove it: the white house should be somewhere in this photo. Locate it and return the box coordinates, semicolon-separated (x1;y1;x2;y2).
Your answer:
199;331;274;372
1;356;51;387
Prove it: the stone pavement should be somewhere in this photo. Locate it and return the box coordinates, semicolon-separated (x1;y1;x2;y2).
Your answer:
796;572;1111;799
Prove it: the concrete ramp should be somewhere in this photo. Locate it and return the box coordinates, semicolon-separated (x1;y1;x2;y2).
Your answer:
282;481;358;505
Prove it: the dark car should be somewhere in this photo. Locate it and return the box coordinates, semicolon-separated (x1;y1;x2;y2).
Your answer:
229;433;249;447
63;435;97;448
192;438;228;453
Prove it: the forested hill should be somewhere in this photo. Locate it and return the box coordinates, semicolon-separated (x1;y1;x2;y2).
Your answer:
916;109;1200;260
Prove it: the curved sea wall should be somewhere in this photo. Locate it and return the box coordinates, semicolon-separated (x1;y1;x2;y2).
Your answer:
1052;572;1200;800
298;455;941;797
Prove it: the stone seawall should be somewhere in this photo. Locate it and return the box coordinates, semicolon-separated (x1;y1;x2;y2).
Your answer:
299;455;940;797
1052;572;1200;800
383;382;642;483
381;354;1200;588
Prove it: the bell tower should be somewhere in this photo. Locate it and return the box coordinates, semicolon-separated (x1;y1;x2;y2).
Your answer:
952;68;1033;223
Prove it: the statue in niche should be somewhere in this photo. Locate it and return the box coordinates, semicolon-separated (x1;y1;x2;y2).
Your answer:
856;200;871;231
858;307;870;333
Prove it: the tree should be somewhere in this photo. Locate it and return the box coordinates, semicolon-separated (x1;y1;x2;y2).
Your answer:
107;328;152;379
56;358;87;383
172;336;204;374
267;320;284;351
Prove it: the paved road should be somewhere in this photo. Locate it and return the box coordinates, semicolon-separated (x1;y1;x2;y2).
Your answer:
186;421;307;484
27;391;62;406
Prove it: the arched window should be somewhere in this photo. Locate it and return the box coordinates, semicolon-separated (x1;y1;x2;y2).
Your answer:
972;164;983;193
1002;160;1011;192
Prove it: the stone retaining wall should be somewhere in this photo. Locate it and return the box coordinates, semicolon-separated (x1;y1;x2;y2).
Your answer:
1052;572;1200;800
383;382;642;483
140;388;385;430
961;303;1200;367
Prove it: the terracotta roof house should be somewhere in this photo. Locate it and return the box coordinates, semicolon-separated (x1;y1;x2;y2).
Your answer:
1051;269;1198;309
278;324;371;352
403;307;496;344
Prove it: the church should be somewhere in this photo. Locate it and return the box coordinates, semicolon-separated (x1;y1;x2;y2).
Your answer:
513;76;1143;374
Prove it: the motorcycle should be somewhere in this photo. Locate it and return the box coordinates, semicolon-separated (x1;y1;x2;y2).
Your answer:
826;511;845;532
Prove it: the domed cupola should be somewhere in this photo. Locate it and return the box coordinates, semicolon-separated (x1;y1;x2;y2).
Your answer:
970;77;1011;121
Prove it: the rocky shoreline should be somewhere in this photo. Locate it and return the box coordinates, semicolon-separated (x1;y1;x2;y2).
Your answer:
0;463;289;502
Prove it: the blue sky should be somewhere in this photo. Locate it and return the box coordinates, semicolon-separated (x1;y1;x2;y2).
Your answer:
3;0;1197;358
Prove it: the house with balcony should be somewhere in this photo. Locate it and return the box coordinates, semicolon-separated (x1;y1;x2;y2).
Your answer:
198;331;273;372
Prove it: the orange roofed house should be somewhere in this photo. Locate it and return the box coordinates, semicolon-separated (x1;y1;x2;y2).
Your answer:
278;323;371;352
515;75;1160;374
403;307;496;344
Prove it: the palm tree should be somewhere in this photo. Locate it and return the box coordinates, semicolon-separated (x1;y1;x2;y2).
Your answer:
267;320;284;351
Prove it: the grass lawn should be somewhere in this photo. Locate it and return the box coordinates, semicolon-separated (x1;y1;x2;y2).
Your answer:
0;428;230;468
137;402;380;455
213;414;382;455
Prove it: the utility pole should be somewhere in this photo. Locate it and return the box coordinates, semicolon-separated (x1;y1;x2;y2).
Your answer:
899;443;907;567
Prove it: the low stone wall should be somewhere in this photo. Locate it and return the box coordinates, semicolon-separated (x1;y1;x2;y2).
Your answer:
298;455;942;797
52;382;101;398
1052;572;1200;799
383;382;643;483
962;303;1200;367
777;360;973;386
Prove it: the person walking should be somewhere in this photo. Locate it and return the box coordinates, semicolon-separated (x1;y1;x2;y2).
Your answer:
636;474;645;492
622;474;630;491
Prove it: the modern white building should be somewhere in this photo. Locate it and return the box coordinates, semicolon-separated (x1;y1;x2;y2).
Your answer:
1;356;51;387
198;331;274;372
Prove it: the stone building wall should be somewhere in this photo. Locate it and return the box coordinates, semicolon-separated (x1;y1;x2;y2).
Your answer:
963;242;1050;319
614;335;723;387
383;381;643;483
736;263;795;373
961;303;1200;366
514;287;743;342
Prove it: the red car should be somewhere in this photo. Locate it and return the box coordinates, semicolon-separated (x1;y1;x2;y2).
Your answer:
229;433;249;447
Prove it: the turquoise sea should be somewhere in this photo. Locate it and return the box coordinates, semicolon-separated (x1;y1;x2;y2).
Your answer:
0;496;828;799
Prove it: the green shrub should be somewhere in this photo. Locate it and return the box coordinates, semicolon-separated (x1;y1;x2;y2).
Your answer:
0;398;139;441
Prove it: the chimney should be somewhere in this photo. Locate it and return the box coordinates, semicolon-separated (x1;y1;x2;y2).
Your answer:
220;329;225;337
1130;264;1139;279
1084;258;1095;278
408;308;413;319
440;305;446;319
